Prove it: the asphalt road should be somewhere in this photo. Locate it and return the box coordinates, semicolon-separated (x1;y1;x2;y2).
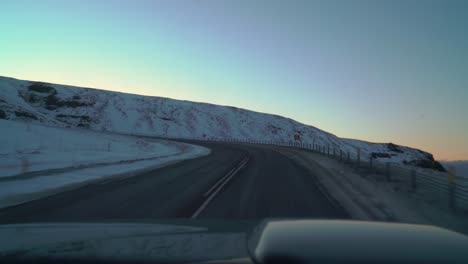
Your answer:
0;142;349;223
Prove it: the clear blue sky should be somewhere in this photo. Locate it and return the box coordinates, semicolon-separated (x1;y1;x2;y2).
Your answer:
1;0;467;160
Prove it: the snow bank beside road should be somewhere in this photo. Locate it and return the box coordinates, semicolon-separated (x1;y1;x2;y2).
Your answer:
0;120;204;178
0;120;210;208
0;146;210;209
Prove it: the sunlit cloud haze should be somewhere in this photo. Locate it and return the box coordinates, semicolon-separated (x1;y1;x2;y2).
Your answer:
1;0;467;160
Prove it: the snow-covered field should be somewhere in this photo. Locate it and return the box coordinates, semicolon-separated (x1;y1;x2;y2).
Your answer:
0;119;210;208
0;76;440;169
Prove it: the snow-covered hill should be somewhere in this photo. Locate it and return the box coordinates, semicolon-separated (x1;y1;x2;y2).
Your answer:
0;76;444;170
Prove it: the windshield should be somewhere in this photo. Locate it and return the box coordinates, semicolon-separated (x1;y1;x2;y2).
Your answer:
0;0;467;262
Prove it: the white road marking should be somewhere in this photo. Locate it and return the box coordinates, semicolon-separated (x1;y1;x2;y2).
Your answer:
192;156;249;218
203;167;236;197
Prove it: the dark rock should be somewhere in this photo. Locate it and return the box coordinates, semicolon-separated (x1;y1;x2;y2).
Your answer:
45;94;94;109
27;93;43;104
56;114;91;121
0;110;6;119
45;94;60;106
268;124;282;135
423;152;434;161
14;111;38;120
407;159;446;172
371;152;391;158
28;83;57;94
60;100;93;108
45;105;57;110
387;143;403;153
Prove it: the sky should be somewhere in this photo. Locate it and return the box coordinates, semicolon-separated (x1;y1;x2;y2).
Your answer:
0;0;467;160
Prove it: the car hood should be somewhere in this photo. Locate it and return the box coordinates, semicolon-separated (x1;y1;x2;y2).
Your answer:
0;219;254;263
2;219;468;264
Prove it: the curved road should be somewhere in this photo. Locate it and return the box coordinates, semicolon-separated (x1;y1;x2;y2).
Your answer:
0;141;349;223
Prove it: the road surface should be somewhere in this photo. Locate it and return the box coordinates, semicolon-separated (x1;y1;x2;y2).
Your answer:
0;141;349;223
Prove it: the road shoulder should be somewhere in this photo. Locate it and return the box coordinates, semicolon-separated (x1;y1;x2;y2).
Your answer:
0;144;210;209
277;147;468;234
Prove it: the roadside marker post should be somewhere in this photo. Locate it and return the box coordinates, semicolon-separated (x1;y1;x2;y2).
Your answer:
356;148;361;168
447;167;457;211
386;163;391;181
411;169;417;191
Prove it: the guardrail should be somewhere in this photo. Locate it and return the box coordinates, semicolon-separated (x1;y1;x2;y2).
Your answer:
171;137;468;212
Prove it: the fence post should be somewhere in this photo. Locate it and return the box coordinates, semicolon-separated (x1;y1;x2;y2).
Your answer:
21;159;30;174
356;148;361;168
340;149;343;161
386;163;391;181
411;169;417;191
369;156;373;171
447;169;456;211
327;144;330;156
333;148;336;158
449;178;456;211
347;151;350;162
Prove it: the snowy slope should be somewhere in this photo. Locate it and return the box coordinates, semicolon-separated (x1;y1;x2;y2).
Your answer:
0;76;442;170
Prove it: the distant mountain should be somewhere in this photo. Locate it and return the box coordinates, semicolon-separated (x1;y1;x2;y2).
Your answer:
440;161;468;178
0;76;444;171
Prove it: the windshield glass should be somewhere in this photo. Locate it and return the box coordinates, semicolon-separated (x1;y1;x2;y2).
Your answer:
0;0;467;262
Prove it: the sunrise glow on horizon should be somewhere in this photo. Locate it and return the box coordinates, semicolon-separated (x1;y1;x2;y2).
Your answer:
1;0;467;160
